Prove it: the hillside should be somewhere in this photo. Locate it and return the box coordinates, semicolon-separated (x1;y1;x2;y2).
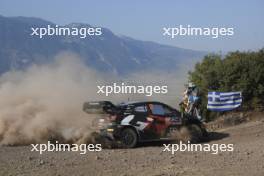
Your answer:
0;15;206;75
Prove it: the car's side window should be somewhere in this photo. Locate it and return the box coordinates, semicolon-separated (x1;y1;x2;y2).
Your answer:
149;104;165;116
134;105;148;113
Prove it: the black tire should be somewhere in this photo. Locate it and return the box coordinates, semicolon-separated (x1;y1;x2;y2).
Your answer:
201;126;209;137
120;128;138;148
189;124;203;143
179;124;203;143
179;126;191;143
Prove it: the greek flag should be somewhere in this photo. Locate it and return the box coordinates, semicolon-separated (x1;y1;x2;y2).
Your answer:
207;91;242;111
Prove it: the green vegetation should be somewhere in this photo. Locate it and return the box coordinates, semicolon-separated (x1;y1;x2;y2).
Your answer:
189;49;264;121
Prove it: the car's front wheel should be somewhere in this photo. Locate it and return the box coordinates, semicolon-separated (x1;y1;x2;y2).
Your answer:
120;128;138;148
179;124;203;143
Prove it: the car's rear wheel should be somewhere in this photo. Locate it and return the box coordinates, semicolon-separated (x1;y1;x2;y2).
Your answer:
120;128;138;148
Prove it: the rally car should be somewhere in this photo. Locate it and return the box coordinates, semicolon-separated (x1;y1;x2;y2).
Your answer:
83;101;207;148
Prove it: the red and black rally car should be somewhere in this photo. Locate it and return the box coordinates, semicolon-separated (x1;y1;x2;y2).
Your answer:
83;101;207;148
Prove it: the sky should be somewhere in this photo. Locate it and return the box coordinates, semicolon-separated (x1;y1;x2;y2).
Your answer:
0;0;263;52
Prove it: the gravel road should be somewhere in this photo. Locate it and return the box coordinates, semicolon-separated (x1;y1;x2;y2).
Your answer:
1;120;264;176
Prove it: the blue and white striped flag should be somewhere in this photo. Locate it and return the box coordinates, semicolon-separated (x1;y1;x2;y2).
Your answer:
207;91;242;111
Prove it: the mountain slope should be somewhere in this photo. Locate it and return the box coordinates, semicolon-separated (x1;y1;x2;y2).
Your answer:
0;15;206;74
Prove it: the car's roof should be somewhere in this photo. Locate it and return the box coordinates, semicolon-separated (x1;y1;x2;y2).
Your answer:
118;101;171;106
117;101;179;112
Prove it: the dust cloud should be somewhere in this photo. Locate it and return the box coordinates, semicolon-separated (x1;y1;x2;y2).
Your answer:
0;52;187;145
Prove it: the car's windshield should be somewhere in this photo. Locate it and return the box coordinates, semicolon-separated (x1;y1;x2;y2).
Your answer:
150;104;165;115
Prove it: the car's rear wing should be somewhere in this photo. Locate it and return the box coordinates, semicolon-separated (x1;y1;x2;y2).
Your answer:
83;101;116;114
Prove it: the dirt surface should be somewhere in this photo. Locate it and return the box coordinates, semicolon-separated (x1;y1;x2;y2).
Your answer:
1;119;264;176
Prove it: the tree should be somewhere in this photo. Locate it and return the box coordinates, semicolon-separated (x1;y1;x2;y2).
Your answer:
189;49;264;121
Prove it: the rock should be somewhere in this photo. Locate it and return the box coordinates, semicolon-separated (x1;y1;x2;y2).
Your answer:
39;159;45;165
122;159;127;162
171;160;177;164
95;156;102;160
245;151;251;156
